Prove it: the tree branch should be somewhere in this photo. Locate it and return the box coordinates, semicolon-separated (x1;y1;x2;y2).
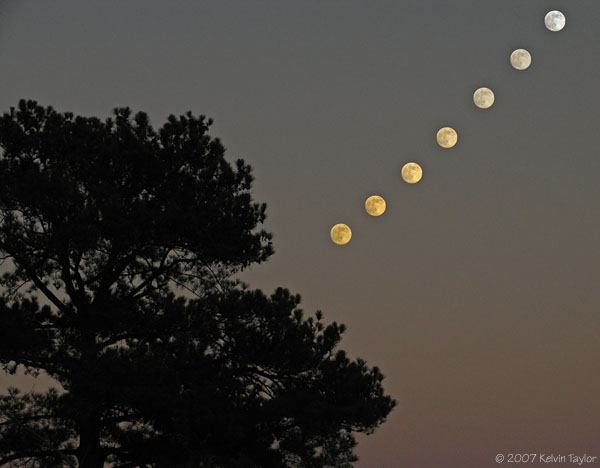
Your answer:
127;249;172;299
15;261;70;315
11;356;69;378
0;449;77;466
58;248;84;310
0;413;58;427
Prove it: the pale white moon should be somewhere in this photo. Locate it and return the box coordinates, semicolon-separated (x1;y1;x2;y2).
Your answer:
401;162;423;184
545;10;565;32
473;87;495;109
365;195;386;216
510;49;531;70
330;223;352;245
436;127;458;148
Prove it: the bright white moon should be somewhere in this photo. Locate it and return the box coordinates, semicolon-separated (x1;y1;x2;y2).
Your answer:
330;223;352;245
365;195;386;216
436;127;458;148
473;87;495;109
401;162;423;184
510;49;532;70
545;10;566;32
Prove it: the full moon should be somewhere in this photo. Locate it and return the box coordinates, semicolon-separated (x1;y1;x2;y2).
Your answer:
510;49;531;70
473;87;495;109
436;127;458;148
330;223;352;245
365;195;386;216
545;10;565;32
401;162;423;184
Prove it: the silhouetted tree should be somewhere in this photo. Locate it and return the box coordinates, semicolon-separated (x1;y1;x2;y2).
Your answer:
0;100;395;468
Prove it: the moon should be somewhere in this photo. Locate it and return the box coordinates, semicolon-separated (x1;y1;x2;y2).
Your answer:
401;162;423;184
436;127;458;148
330;223;352;245
473;87;495;109
510;49;531;70
545;10;565;32
365;195;386;216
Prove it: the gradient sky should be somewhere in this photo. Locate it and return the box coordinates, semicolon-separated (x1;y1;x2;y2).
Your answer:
1;1;599;467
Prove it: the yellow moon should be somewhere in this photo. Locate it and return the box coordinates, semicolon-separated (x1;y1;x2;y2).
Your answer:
436;127;458;148
510;49;531;70
473;87;495;109
401;162;423;184
365;195;386;216
330;223;352;245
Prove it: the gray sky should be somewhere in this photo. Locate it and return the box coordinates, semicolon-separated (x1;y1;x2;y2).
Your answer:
1;1;599;467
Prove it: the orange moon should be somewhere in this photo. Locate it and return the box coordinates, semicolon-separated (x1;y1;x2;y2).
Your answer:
401;162;423;184
330;223;352;245
365;195;386;216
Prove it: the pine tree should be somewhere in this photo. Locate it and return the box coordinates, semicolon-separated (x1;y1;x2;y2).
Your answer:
0;100;395;468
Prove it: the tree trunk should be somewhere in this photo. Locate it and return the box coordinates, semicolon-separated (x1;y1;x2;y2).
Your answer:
76;314;105;468
77;418;105;468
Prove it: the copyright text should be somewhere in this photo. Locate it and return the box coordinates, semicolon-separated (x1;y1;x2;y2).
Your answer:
495;454;597;465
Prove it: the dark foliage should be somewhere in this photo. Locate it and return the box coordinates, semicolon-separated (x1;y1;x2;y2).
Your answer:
0;100;395;468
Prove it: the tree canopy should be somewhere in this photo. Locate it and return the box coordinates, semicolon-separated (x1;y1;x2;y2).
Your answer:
0;100;395;468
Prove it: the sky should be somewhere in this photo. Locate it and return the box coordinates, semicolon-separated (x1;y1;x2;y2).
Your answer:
1;1;599;467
